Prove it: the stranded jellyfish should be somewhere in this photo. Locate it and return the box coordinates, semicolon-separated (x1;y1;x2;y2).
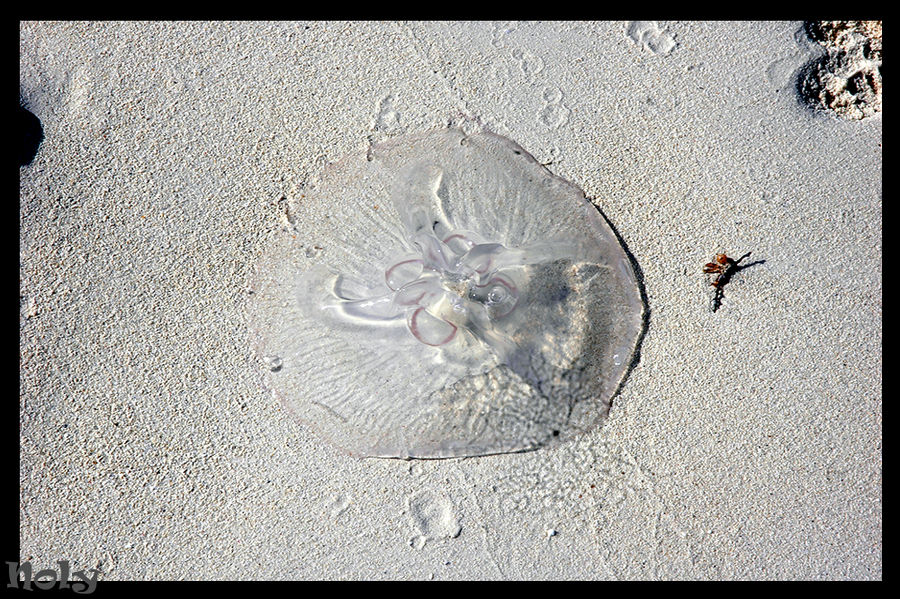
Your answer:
249;129;644;458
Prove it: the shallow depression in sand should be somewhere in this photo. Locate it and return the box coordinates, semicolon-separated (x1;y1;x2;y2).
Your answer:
249;129;644;458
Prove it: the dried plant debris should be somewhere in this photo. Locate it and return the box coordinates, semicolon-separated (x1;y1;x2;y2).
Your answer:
703;252;763;313
805;21;882;62
799;21;882;120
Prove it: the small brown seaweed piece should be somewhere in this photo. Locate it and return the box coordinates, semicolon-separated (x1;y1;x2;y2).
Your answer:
704;252;758;312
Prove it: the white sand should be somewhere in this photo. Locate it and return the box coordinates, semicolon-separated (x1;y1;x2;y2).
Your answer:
19;21;881;580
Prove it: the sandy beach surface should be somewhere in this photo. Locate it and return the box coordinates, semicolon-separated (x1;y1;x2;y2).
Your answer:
19;21;881;580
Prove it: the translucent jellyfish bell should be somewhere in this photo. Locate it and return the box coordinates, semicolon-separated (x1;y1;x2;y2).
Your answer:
249;129;645;458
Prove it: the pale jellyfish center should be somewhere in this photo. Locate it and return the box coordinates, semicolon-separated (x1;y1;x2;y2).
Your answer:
383;230;520;347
